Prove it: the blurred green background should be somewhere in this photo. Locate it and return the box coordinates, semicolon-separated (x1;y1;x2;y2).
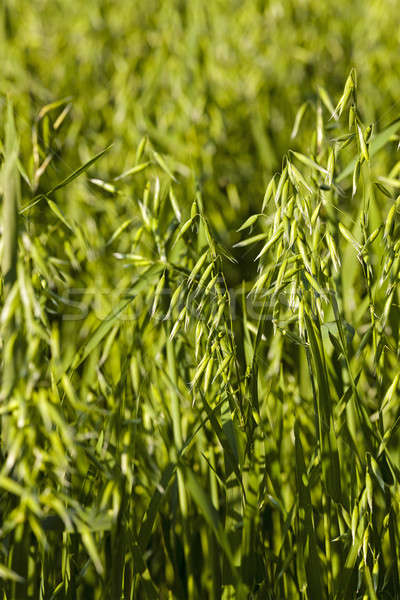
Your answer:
2;0;399;263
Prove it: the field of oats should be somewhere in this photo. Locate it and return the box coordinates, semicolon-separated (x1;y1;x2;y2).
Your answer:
1;1;400;598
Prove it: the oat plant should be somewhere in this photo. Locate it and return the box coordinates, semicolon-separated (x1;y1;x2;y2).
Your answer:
1;55;400;600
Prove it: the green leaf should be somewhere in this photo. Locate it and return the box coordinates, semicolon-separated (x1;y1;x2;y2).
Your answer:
46;198;74;231
47;145;112;196
183;466;236;572
0;564;25;583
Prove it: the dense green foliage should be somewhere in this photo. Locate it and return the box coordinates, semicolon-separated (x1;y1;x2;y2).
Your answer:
1;1;400;598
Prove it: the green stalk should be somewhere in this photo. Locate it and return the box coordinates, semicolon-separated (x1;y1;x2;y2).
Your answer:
1;101;20;402
166;335;194;597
